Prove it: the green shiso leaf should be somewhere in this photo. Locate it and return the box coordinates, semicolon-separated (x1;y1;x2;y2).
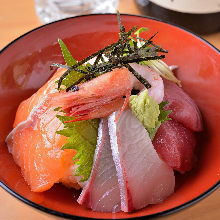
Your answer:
58;39;85;89
146;102;172;140
129;90;171;140
158;101;172;123
56;40;100;182
56;115;100;182
61;69;85;89
58;38;77;66
54;107;62;111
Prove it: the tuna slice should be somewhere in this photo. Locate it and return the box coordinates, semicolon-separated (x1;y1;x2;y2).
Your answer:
130;63;164;103
108;110;175;212
163;79;203;131
78;118;121;212
153;120;196;173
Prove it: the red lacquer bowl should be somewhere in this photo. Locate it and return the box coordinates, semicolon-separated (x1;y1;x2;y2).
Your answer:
0;14;219;219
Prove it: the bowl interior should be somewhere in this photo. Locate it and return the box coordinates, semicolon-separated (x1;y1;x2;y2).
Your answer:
0;14;219;219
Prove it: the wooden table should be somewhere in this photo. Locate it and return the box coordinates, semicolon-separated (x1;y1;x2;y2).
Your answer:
0;0;219;219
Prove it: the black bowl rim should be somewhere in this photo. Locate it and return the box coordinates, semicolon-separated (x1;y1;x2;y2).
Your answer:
0;13;219;220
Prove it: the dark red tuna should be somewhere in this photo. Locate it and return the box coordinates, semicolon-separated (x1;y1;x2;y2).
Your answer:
163;80;203;132
153;120;196;173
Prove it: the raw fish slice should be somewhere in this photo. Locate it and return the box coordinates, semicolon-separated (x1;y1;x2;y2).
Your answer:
6;68;78;192
153;120;196;173
78;119;121;212
130;63;164;103
163;79;203;131
6;96;78;192
108;110;175;212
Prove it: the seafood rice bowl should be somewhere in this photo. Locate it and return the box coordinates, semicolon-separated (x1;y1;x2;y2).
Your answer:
0;14;219;219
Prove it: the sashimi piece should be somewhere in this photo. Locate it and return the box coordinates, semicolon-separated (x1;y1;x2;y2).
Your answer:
108;110;175;212
153;120;196;173
163;79;203;131
78;119;121;212
6;68;79;192
6;100;77;192
130;63;164;103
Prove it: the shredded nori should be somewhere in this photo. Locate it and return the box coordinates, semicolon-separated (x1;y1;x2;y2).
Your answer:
51;12;168;92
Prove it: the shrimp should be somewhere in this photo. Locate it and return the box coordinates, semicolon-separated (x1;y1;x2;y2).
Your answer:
49;65;164;122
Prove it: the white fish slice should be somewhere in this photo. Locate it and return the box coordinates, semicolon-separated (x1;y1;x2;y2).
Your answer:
130;63;164;103
108;110;175;212
77;118;121;212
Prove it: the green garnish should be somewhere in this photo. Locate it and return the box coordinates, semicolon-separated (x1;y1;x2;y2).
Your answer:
54;107;62;111
56;115;100;182
51;12;173;92
130;91;171;140
147;101;172;140
56;39;100;182
130;90;160;129
55;39;86;90
134;27;149;36
58;39;77;66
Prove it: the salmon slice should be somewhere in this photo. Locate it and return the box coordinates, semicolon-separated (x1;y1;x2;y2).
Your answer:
153;120;196;173
6;68;78;192
78;119;121;212
108;110;175;212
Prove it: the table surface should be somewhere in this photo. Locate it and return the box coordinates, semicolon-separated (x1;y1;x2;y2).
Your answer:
0;0;219;219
